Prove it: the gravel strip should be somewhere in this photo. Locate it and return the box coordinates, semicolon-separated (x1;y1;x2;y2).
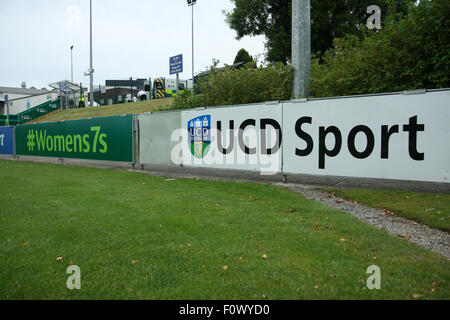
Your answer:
276;183;450;259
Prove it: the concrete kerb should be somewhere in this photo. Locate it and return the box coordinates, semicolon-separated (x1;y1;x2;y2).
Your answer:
139;164;450;194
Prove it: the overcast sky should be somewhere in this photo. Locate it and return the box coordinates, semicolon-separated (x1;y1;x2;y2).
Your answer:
0;0;266;89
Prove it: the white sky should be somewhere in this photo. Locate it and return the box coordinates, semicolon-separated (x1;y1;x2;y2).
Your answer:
0;0;266;89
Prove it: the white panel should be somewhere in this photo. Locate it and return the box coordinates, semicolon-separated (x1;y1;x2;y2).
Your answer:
282;91;450;183
138;112;182;166
181;104;282;175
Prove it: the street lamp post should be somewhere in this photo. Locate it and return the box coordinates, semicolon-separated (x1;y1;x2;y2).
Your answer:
70;45;74;82
70;45;74;108
187;0;197;91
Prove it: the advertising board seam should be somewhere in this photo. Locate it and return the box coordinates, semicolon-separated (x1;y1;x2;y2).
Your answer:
133;114;138;166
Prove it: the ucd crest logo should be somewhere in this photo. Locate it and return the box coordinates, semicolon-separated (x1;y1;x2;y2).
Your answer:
188;115;211;158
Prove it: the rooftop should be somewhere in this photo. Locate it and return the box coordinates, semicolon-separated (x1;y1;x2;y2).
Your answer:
0;86;53;96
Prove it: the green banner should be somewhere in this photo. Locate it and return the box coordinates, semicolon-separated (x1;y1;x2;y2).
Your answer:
15;115;134;162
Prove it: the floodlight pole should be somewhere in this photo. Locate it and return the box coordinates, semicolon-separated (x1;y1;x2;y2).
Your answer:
292;0;311;98
188;0;196;91
130;77;133;102
70;45;74;82
192;3;194;87
89;0;94;107
70;45;74;108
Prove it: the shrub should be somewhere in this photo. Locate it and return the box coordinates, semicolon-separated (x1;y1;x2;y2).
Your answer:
310;0;450;98
173;62;293;109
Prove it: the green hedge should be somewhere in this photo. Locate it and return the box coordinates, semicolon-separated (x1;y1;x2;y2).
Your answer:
173;62;293;109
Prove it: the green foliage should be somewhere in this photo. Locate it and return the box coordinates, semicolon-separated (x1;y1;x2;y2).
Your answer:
172;90;205;110
176;1;448;106
234;48;254;65
310;0;450;97
174;62;293;109
225;0;414;63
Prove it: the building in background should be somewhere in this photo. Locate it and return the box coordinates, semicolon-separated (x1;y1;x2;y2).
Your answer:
93;79;149;106
93;87;142;106
0;84;58;115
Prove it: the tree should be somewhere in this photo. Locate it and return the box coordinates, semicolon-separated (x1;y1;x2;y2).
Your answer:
310;0;450;97
233;48;254;65
225;0;414;63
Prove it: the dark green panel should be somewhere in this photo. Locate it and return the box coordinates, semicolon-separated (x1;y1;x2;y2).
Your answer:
15;115;133;162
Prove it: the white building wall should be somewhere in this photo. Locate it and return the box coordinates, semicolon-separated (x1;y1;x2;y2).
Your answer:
6;92;58;115
2;93;29;101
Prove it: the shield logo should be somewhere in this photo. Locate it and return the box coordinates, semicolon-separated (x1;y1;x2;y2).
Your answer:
188;115;211;159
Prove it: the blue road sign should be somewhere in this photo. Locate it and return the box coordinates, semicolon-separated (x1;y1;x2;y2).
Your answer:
59;82;67;91
4;94;8;105
170;54;183;75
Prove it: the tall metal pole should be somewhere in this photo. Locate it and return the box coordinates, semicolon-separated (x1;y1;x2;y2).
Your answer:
70;46;74;82
89;0;94;107
187;1;197;91
292;0;311;99
191;4;194;89
71;45;74;108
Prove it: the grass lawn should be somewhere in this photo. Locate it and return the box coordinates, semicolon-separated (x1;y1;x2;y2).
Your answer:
0;160;448;300
29;98;174;124
323;188;450;232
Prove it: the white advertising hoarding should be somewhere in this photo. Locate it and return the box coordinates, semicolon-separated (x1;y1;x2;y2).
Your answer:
138;112;182;166
137;90;449;183
180;104;283;174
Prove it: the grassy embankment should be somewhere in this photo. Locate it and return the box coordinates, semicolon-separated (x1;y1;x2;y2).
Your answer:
29;98;174;124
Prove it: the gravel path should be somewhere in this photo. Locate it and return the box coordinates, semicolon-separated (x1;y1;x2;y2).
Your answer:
276;183;450;259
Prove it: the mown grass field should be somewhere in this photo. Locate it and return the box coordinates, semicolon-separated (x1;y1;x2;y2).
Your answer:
323;188;450;232
29;98;174;124
0;160;448;300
